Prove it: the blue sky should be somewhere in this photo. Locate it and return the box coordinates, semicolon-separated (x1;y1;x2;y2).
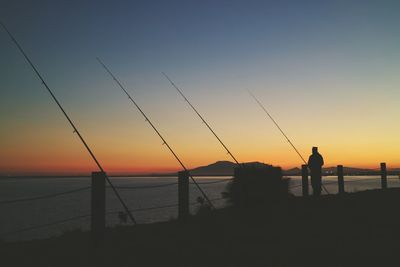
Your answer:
1;0;400;174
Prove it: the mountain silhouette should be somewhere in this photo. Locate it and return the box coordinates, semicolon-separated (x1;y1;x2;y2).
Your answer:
189;161;237;176
189;161;273;176
186;161;388;176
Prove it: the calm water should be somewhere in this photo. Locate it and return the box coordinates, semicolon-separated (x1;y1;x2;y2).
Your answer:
0;175;399;242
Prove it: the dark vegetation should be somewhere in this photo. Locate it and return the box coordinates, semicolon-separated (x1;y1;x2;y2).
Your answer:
223;164;289;207
1;169;400;266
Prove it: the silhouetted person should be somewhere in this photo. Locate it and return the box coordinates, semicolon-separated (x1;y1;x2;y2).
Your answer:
308;147;324;196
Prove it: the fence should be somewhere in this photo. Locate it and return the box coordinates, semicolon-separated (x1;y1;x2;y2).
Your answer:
0;173;230;241
300;162;393;197
0;162;398;242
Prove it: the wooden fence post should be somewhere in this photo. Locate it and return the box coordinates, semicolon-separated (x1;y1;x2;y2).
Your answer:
337;165;345;194
91;171;106;244
178;171;189;220
381;163;387;189
301;165;309;197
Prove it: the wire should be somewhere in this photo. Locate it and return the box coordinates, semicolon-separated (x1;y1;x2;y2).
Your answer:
112;182;178;189
0;197;223;237
3;176;396;237
0;214;91;237
0;187;91;205
107;197;227;216
107;203;180;215
190;178;233;185
288;177;387;192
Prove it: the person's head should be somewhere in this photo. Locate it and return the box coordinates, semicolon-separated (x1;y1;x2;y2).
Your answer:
312;147;318;154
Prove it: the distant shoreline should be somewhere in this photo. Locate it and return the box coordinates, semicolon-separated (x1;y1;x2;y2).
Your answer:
1;173;399;179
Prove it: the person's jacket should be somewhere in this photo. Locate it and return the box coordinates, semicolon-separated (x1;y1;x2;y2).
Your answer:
308;153;324;171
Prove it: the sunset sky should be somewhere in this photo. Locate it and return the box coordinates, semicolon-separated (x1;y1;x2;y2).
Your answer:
1;0;399;175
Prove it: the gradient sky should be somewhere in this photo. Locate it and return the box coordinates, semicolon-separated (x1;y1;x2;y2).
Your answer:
1;0;399;175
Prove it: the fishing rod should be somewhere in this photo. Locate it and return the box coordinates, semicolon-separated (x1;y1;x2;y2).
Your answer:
246;89;330;194
162;73;241;166
97;58;215;209
0;21;137;224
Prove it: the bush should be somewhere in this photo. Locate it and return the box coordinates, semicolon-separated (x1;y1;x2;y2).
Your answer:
223;164;290;207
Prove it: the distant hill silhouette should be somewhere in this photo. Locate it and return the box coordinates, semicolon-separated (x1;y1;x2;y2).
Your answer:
184;161;392;176
188;161;275;176
189;161;237;176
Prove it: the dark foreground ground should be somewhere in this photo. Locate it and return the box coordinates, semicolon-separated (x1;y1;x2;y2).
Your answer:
1;189;400;267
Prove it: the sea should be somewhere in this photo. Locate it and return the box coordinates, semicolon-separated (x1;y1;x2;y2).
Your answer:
1;175;399;242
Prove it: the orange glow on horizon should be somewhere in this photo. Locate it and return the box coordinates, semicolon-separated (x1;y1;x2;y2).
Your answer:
1;149;399;176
